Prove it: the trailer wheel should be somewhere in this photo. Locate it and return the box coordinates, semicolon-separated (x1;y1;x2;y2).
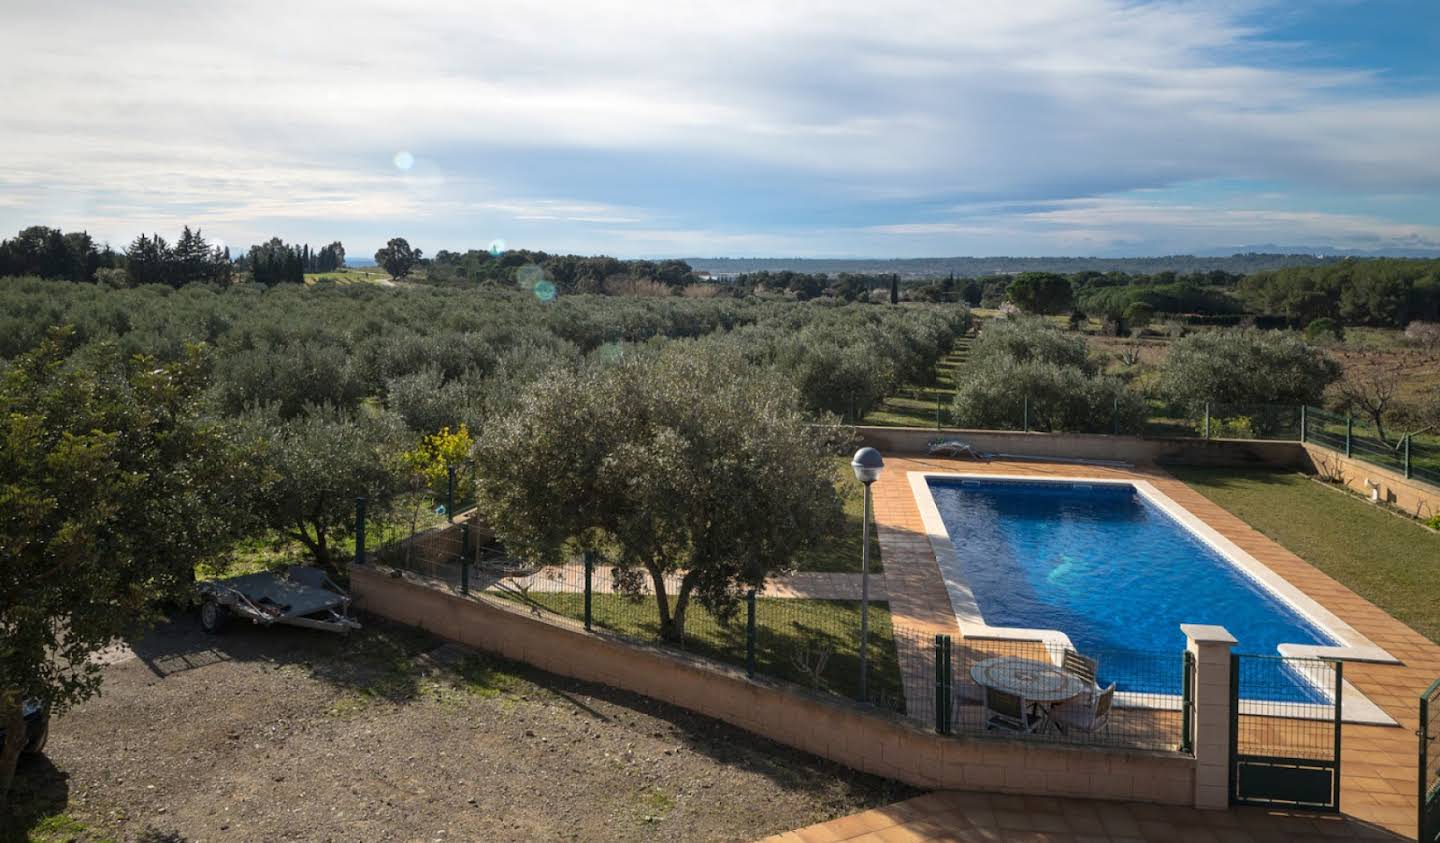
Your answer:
200;599;229;634
23;715;48;755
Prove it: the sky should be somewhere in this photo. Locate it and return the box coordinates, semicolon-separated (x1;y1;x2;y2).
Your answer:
2;0;1439;259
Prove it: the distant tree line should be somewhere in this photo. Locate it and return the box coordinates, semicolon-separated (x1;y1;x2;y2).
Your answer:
0;225;346;288
0;226;122;282
729;270;905;303
686;253;1349;278
426;248;698;292
127;227;233;287
1238;259;1440;328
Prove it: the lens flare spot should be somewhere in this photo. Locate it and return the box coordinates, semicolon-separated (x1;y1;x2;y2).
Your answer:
534;280;557;302
488;239;506;257
393;151;415;170
516;264;544;289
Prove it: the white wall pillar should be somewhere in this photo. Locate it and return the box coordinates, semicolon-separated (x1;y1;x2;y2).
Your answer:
1183;623;1236;810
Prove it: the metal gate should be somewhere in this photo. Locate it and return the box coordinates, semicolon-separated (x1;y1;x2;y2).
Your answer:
1230;653;1342;812
1421;679;1440;842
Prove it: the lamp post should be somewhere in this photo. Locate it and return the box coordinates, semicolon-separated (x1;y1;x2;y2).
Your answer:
851;447;884;701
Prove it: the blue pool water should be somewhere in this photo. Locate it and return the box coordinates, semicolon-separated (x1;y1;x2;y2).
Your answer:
929;478;1338;702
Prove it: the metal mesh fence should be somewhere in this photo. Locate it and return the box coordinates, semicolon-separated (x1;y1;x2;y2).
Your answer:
1305;405;1440;487
1232;654;1340;761
935;633;1186;751
374;533;911;714
1423;679;1440;839
1230;653;1342;811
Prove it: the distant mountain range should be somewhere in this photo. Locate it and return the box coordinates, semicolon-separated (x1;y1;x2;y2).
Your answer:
1192;244;1440;259
680;254;1359;277
352;250;1440;276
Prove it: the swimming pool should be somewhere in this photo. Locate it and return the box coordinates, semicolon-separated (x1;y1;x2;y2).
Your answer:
926;477;1340;702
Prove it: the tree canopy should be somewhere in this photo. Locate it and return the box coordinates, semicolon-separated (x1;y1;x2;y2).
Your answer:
1157;328;1340;414
475;347;843;642
0;331;248;801
950;318;1146;433
375;237;422;280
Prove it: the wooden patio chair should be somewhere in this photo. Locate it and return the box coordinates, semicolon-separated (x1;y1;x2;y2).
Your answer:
983;686;1039;733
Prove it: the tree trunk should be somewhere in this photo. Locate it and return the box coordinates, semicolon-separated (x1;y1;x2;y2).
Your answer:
648;564;699;643
292;520;337;577
1367;410;1393;448
647;564;675;640
0;693;27;808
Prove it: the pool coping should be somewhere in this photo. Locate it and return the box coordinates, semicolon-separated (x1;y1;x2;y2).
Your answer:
908;470;1399;726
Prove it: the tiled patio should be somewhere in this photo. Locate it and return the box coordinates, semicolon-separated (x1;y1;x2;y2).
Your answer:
763;454;1440;841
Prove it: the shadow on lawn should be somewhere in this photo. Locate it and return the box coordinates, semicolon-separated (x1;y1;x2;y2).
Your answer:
1165;465;1303;490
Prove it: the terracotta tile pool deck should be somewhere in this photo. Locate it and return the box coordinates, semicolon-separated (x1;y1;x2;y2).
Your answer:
762;455;1439;841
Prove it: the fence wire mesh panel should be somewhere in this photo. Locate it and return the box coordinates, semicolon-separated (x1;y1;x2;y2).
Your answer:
382;547;913;714
925;635;1186;751
1421;678;1440;843
1205;404;1304;441
1306;405;1440;488
369;508;468;588
1230;653;1341;812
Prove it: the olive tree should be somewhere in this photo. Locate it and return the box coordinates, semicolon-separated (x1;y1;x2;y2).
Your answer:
951;317;1145;433
0;332;248;803
239;406;403;574
1158;328;1339;415
475;346;843;642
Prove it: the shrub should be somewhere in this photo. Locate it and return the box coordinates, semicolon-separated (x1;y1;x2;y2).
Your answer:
1304;317;1344;343
1406;321;1440;352
1157;329;1339;415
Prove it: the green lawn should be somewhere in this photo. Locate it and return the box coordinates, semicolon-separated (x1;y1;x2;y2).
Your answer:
1171;467;1440;642
790;459;885;573
496;591;904;709
862;342;969;429
303;266;405;285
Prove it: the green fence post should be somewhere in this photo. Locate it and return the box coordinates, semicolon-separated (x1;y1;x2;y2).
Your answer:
1299;405;1307;443
1112;397;1120;435
1181;650;1195;754
446;466;455;522
459;522;470;595
583;550;594;632
1345;415;1353;457
353;496;367;565
1333;660;1344;812
1405;434;1413;479
1203;402;1211;439
933;635;953;734
745;589;757;678
1023;396;1030;433
935;391;942;431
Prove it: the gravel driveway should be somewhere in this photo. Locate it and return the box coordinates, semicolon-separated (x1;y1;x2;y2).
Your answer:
4;614;912;842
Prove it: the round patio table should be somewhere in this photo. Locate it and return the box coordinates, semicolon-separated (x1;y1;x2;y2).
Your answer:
970;656;1089;703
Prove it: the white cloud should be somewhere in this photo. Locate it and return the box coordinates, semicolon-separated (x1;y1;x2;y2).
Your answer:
0;0;1437;254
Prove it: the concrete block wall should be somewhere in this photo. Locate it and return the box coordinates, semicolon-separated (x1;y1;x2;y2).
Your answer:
1302;443;1440;520
352;565;1200;807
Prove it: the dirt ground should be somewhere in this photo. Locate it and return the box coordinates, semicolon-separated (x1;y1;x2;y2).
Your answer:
3;615;912;843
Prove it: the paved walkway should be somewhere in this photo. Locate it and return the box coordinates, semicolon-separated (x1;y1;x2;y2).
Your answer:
765;454;1439;841
761;790;1401;841
480;564;888;600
